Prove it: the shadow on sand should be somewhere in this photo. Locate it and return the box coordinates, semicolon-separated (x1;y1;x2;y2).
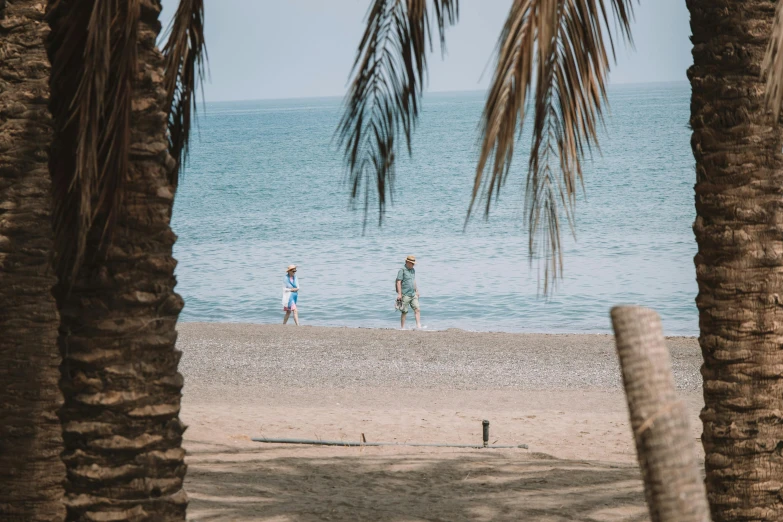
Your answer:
185;445;649;521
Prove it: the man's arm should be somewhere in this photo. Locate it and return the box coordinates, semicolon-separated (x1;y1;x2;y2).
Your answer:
396;279;402;298
414;280;419;297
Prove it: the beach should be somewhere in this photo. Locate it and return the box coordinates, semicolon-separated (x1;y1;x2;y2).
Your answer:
178;323;704;521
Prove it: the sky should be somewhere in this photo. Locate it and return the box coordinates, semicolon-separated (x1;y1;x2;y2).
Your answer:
159;0;692;103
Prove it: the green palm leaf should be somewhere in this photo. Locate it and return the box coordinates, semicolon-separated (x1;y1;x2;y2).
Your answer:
472;0;635;293
162;0;207;188
337;0;458;224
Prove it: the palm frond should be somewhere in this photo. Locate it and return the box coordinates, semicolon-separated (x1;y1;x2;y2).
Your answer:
470;0;634;294
46;0;141;283
162;0;206;188
763;0;783;120
337;0;458;224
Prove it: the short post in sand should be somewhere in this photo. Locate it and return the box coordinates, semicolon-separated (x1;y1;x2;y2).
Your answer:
610;306;709;522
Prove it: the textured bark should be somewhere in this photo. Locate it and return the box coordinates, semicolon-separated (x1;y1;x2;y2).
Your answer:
0;1;65;520
47;1;187;520
611;306;710;522
688;0;783;519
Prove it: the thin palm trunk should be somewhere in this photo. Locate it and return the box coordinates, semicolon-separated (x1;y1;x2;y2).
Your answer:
611;306;710;522
688;0;783;519
0;1;65;520
46;1;187;519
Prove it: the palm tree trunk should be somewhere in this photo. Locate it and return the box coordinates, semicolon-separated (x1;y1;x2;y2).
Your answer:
688;0;783;519
611;306;710;522
0;1;65;520
46;1;187;520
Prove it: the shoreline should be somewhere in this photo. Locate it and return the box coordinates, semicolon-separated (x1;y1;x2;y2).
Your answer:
176;323;702;392
177;320;699;340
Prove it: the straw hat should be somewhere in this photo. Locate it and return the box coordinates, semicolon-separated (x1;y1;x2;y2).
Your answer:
286;264;297;273
405;255;416;264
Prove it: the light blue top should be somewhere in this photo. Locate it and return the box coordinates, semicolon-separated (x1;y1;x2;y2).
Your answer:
284;275;299;308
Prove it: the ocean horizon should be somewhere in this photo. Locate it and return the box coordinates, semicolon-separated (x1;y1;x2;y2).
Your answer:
172;81;697;335
195;80;689;105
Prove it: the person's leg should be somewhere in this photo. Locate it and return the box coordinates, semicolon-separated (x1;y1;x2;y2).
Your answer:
411;296;422;328
283;311;290;324
400;295;412;329
293;308;299;326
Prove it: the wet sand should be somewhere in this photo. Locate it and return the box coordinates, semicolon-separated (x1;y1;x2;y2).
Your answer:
178;323;704;521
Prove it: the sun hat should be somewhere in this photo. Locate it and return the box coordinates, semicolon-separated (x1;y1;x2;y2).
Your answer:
286;264;297;272
405;255;416;264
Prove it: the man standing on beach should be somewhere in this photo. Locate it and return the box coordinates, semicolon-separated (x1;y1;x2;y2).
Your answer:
396;255;421;330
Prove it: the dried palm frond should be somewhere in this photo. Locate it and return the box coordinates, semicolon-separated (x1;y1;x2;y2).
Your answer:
162;0;206;188
337;0;458;224
764;0;783;120
470;0;634;294
46;0;141;283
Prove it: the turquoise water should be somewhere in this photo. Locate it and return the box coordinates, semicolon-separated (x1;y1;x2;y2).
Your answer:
172;82;697;335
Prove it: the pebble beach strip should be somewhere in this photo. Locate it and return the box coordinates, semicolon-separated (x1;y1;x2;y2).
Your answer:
176;323;702;392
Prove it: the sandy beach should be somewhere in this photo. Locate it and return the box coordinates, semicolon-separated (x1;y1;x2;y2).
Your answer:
178;323;704;521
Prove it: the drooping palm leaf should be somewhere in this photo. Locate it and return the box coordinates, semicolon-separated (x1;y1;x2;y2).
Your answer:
47;0;141;283
764;0;783;119
338;0;458;224
162;0;206;188
471;0;634;294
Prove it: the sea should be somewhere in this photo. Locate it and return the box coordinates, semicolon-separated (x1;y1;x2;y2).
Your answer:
171;82;697;335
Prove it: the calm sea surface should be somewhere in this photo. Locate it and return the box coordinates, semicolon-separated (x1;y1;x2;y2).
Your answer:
172;82;697;335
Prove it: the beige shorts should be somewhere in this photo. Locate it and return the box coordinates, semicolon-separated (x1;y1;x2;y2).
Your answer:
401;295;419;313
